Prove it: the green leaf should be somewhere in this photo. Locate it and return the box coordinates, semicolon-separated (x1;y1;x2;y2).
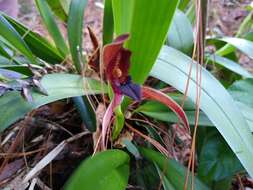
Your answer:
67;0;87;73
72;96;97;132
186;3;195;24
150;46;253;177
103;0;114;45
229;78;253;105
112;0;179;84
137;100;213;126
0;65;32;76
60;0;71;15
228;78;253;132
215;37;253;59
155;164;176;190
35;0;68;56
206;54;252;78
213;11;253;57
112;106;125;139
123;139;141;159
0;73;103;131
211;178;232;190
0;14;36;64
3;14;64;64
0;42;12;60
65;150;129;190
139;147;209;190
198;129;243;182
143;125;165;146
167;10;194;56
178;0;191;10
67;0;97;132
45;0;68;22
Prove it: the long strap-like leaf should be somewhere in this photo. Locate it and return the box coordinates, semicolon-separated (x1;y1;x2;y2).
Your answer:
151;46;253;177
35;0;68;57
0;14;36;64
67;0;87;72
0;74;103;132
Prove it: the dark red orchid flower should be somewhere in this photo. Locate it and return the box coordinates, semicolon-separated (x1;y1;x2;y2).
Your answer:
87;31;189;150
103;34;141;101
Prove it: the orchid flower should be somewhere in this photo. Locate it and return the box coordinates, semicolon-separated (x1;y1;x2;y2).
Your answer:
87;31;189;150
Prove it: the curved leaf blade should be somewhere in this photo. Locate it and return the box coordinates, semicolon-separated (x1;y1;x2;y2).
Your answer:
167;10;194;55
150;46;253;177
139;147;209;190
206;54;253;78
198;129;243;182
0;73;103;131
215;37;253;59
35;0;68;56
136;100;213;126
3;14;63;64
67;0;87;72
46;0;68;22
0;14;36;64
103;0;114;45
228;78;253;131
65;150;130;190
112;0;179;84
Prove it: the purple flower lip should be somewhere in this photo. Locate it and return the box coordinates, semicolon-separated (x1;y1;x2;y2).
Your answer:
117;76;141;101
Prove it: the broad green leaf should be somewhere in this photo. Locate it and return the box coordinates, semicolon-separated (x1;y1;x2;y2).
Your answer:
0;14;36;64
229;78;253;105
67;0;87;73
167;10;194;55
0;74;103;131
198;129;243;182
35;0;68;56
150;46;253;177
228;79;253;132
112;0;134;35
139;147;209;190
103;0;114;45
65;150;130;190
112;0;179;84
3;14;63;64
46;0;68;21
206;54;252;78
215;37;253;59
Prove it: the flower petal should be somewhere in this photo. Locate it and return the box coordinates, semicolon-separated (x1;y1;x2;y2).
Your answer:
87;27;100;72
142;86;190;132
101;93;123;150
119;81;142;101
103;34;130;70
